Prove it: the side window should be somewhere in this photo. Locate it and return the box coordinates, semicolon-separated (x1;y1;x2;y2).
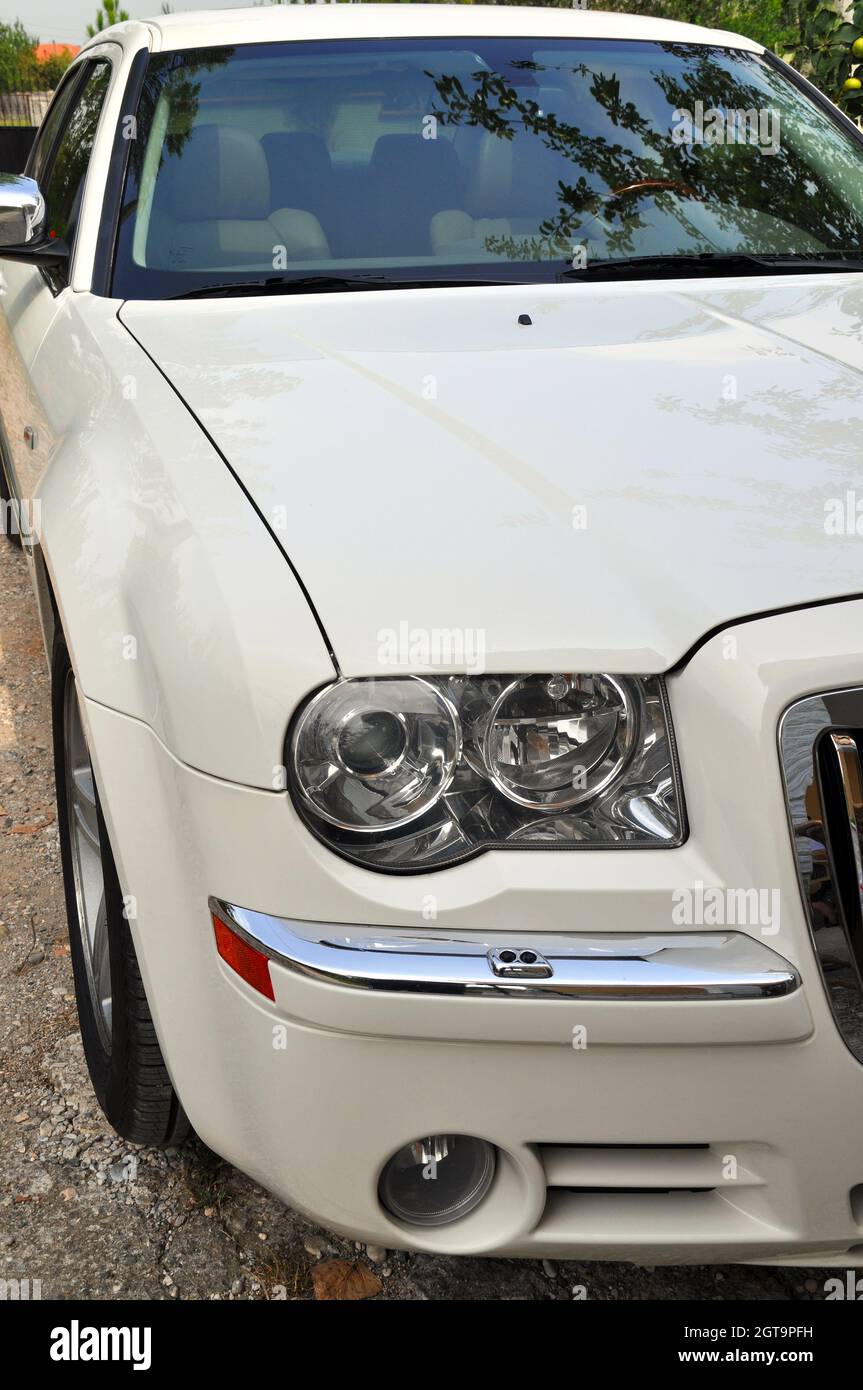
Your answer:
25;66;85;187
41;60;112;258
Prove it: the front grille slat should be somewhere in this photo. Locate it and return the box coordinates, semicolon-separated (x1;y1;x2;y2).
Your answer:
780;689;863;1063
820;731;863;988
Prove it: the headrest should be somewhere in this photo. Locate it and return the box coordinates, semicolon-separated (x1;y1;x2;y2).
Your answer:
469;131;514;218
260;132;334;209
468;129;569;219
170;124;271;222
370;134;461;192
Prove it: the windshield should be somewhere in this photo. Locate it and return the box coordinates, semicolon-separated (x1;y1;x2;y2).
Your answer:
111;36;863;297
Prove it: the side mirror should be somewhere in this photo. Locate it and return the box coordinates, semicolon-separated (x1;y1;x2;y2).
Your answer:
0;174;68;266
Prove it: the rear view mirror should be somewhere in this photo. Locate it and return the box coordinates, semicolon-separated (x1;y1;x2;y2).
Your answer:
0;174;68;266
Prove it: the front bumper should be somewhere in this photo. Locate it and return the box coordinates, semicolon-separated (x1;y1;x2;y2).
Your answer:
211;899;810;1048
80;598;863;1263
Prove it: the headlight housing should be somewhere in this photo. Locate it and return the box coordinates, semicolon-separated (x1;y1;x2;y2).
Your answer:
290;677;461;831
288;673;685;871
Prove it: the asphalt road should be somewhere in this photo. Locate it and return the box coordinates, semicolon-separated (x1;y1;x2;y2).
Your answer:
0;531;831;1300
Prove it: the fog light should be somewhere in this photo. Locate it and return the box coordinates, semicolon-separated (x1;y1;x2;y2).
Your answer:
379;1135;495;1227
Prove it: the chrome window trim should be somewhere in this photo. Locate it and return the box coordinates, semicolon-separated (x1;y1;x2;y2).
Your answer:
210;898;800;1001
779;686;863;1064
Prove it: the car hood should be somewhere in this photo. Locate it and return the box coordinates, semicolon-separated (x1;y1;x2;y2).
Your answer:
120;275;863;675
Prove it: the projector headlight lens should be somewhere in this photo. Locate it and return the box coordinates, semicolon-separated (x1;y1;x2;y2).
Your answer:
291;676;460;831
288;673;684;869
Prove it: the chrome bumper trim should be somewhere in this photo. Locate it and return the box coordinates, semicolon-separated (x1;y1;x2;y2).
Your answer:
210;899;800;1001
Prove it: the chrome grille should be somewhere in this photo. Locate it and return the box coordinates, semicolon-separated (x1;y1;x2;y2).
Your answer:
779;688;863;1062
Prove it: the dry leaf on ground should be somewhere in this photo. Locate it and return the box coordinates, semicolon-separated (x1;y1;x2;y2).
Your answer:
7;818;54;835
312;1259;382;1301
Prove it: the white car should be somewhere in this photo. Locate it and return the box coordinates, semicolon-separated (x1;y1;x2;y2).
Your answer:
2;3;863;1266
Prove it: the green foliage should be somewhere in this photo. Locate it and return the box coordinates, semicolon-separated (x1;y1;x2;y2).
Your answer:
87;0;130;39
785;0;863;112
0;19;38;91
0;19;74;94
38;51;76;87
586;0;798;51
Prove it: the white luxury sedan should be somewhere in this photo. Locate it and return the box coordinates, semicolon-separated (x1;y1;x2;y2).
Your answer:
2;3;863;1265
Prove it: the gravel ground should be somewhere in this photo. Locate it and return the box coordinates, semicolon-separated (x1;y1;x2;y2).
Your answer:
0;533;832;1301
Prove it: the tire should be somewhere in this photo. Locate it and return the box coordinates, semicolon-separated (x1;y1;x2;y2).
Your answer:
52;634;190;1146
0;448;22;550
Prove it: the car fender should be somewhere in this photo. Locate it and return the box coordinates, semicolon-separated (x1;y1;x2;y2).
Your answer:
31;291;336;788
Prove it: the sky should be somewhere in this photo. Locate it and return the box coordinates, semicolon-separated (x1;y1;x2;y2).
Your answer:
1;0;251;48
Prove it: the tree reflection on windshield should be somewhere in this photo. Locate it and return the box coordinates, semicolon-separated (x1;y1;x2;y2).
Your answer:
427;42;863;262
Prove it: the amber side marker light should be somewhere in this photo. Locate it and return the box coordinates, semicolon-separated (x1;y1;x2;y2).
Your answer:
212;913;275;1001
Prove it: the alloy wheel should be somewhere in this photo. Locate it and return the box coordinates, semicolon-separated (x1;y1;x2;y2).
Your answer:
63;668;112;1052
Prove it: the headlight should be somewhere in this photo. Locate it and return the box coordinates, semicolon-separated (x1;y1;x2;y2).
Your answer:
288;674;685;871
291;677;461;831
483;674;635;811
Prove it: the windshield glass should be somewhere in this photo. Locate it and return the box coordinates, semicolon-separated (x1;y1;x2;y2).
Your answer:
111;36;863;297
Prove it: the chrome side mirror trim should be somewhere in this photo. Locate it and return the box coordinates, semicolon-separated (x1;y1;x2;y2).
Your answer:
0;173;67;266
0;174;45;247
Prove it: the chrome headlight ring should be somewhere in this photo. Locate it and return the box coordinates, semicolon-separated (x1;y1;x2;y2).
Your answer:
290;676;462;834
